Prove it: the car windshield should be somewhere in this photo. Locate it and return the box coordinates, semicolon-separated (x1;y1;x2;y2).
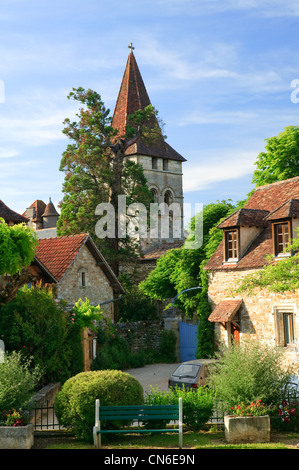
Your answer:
172;364;201;378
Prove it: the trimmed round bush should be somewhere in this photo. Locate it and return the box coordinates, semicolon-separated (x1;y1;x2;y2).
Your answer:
54;370;144;440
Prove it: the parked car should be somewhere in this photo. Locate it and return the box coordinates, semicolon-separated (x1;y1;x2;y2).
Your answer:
168;359;216;390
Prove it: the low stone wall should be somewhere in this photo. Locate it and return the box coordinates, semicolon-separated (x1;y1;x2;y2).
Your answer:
32;382;60;407
117;320;164;353
0;424;34;449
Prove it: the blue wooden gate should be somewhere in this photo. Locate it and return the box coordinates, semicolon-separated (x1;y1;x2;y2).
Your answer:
179;321;197;362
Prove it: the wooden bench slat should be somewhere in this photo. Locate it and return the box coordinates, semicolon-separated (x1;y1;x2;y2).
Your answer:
98;428;180;434
93;398;183;449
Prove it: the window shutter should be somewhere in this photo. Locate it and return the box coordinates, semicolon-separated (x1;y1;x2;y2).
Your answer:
274;311;285;347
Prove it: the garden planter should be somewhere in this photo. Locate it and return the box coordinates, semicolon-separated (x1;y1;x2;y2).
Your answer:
224;415;270;444
0;424;34;449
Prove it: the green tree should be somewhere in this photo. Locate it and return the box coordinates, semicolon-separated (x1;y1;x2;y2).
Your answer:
236;229;299;294
252;125;299;187
139;201;235;317
0;219;38;305
57;87;160;275
0;284;73;383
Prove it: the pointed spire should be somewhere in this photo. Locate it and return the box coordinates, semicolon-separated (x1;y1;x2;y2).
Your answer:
112;47;186;162
112;48;151;138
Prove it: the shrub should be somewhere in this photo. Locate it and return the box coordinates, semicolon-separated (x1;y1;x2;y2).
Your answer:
144;385;215;431
0;284;72;383
54;370;144;440
209;339;293;412
0;351;42;419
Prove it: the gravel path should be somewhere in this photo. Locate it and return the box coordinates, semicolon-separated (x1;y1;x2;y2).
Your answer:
124;363;179;394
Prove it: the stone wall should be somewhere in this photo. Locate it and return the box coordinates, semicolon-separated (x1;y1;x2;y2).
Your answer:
207;268;299;372
117;320;164;353
58;244;114;319
117;312;181;361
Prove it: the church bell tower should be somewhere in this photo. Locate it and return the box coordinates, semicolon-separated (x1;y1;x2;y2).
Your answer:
112;44;186;252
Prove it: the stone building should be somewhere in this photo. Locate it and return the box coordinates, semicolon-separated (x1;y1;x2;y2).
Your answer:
112;46;186;256
35;233;125;313
23;198;59;237
204;176;299;372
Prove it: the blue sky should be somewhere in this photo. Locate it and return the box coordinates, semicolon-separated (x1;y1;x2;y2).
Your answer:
1;0;299;225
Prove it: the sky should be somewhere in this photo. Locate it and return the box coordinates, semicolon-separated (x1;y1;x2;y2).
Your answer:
1;0;299;226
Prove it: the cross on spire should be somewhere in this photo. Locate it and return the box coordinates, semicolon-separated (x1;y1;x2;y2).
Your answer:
128;42;135;53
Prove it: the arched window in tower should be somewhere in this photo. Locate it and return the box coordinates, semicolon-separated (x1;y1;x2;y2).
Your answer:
150;188;158;202
164;190;173;205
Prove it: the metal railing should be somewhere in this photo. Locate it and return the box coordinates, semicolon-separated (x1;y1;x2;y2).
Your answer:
32;400;60;430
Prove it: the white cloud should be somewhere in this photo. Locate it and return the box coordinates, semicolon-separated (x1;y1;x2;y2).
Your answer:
183;151;256;192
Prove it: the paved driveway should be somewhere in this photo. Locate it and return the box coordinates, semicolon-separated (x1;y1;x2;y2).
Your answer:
125;363;180;394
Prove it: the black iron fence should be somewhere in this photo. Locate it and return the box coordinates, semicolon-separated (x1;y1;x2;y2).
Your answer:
32;400;60;430
31;390;299;430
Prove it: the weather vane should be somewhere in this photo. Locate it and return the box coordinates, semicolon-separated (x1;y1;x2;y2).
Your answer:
128;42;135;53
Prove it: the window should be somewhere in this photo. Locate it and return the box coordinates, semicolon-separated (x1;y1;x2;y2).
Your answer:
225;230;238;260
164;190;173;205
163;159;168;171
150;188;158;202
274;222;290;255
78;268;88;288
274;309;295;347
152;157;158;169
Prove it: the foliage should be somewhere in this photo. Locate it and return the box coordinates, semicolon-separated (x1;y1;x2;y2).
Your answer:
252;125;299;187
118;278;159;322
71;298;103;330
57;87;157;274
144;385;215;431
91;319;176;370
158;329;177;363
208;339;293;412
0;284;75;384
236;230;299;294
0;351;42;417
0;218;37;276
230;400;268;416
139;200;235;318
54;370;144;441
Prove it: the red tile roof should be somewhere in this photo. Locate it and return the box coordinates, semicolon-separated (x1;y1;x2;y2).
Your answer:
208;299;242;322
35;233;88;282
141;241;185;260
112;51;186;162
205;176;299;271
218;208;269;229
0;200;28;224
35;234;125;293
23;200;46;222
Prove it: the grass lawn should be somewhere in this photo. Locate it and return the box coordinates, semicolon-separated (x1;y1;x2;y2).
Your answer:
33;429;299;450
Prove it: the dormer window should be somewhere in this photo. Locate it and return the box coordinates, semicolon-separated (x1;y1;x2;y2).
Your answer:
224;229;238;261
273;221;290;256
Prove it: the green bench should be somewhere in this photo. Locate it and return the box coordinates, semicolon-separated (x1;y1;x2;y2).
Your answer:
93;397;183;449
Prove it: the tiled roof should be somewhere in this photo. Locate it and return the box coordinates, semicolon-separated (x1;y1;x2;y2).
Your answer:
112;51;186;162
35;233;88;282
0;200;28;223
23;200;46;222
205;176;299;271
245;176;299;212
35;234;125;293
141;240;185;260
265;199;299;221
208;299;242;322
42;198;59;217
218;208;269;229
